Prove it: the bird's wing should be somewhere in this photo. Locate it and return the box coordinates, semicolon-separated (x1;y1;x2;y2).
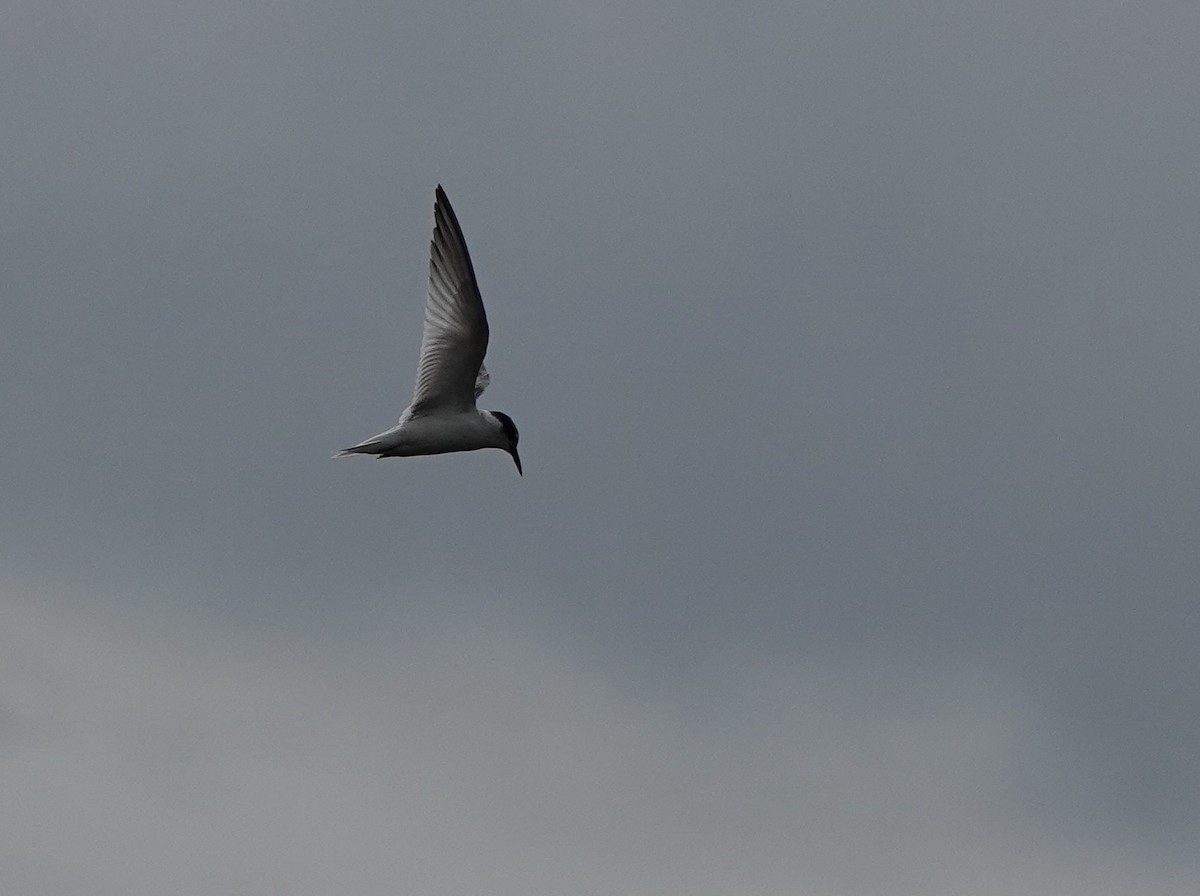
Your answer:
474;363;490;399
407;185;489;416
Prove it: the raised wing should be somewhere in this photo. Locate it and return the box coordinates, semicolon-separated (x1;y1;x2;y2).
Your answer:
408;185;489;415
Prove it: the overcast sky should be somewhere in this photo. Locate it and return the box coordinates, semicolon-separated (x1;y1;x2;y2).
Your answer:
3;2;1199;894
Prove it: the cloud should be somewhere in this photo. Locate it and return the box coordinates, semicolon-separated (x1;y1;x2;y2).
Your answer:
3;2;1199;892
3;575;1194;896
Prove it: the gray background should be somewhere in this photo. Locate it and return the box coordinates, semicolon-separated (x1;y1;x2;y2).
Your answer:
3;2;1198;893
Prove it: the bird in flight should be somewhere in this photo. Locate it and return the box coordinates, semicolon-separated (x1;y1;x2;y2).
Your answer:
336;186;522;474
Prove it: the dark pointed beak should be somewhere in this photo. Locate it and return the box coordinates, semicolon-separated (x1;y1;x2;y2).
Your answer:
509;447;523;476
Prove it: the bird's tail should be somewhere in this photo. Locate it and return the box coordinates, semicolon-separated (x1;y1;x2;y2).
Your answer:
332;443;381;458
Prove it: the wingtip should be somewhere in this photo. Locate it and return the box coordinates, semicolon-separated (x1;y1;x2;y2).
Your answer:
434;185;450;221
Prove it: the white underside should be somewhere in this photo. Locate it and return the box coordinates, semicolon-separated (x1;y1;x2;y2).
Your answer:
346;409;503;457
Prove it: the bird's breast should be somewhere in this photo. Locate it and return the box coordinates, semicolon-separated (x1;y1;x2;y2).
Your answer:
384;411;499;456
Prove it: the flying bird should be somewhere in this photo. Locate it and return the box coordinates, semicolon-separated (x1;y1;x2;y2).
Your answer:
336;186;522;474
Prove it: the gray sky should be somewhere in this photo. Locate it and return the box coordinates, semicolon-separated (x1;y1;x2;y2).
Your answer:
3;2;1199;893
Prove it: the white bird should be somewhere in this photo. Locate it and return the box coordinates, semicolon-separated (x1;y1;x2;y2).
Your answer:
336;186;522;474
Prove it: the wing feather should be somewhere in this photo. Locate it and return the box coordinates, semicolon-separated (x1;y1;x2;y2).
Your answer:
408;185;489;415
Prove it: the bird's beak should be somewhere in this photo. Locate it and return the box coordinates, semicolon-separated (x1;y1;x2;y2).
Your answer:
509;447;523;476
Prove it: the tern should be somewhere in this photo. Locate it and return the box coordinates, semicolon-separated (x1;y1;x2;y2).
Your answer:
336;186;522;474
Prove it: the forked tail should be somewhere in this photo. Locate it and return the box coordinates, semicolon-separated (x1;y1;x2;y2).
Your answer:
332;443;381;458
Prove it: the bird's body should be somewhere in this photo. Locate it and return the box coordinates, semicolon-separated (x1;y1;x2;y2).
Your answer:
337;408;516;459
337;186;522;474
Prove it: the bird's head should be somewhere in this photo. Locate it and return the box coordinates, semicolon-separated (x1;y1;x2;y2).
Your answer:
490;411;522;476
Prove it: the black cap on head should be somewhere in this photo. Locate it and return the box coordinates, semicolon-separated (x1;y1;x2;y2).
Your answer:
491;411;522;475
491;411;519;445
